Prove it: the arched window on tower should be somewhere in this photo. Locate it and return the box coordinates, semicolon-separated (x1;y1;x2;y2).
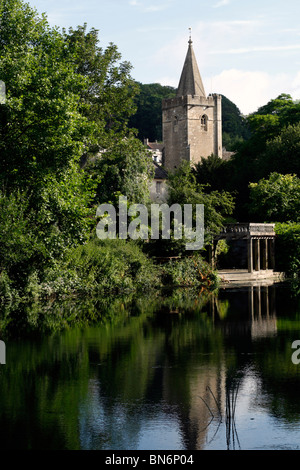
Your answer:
201;115;208;131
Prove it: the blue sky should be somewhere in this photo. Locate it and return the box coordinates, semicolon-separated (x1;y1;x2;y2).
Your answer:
27;0;300;114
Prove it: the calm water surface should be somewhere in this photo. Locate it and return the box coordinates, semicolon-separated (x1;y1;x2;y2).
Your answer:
1;282;300;450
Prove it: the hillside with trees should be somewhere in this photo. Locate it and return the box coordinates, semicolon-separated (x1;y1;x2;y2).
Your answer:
129;82;176;142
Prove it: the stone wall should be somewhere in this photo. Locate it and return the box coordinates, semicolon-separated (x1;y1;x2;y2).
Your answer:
162;94;222;170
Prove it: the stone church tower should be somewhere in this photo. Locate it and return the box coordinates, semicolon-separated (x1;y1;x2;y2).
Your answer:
162;38;222;171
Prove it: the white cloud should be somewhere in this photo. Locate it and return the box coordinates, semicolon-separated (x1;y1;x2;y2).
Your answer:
213;0;231;8
129;0;173;12
129;0;142;6
210;44;300;55
210;69;300;115
144;4;170;12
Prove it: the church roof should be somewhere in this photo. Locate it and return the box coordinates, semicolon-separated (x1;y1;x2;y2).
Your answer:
176;39;206;98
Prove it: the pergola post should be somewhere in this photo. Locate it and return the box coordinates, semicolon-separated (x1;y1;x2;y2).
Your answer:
253;239;260;271
247;237;253;273
262;239;269;270
269;238;275;270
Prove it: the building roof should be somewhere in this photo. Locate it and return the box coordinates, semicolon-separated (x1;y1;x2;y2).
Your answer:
153;161;168;180
144;139;164;152
176;39;206;98
148;142;164;152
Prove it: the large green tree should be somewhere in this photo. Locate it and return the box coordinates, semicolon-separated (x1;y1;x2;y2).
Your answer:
0;0;93;186
0;0;152;290
167;161;235;234
249;172;300;223
86;135;154;206
64;24;139;156
221;94;250;151
220;94;300;220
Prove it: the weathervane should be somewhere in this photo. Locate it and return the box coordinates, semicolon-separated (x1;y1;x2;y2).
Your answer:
189;27;192;44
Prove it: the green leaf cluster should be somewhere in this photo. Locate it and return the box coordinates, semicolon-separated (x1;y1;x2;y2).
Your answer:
275;223;300;275
167;160;235;238
0;0;155;297
249;172;300;223
129;82;176;142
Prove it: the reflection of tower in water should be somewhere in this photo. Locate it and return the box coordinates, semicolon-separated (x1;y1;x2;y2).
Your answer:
164;284;277;450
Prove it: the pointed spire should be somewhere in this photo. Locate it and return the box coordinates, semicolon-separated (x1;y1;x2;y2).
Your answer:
176;33;206;98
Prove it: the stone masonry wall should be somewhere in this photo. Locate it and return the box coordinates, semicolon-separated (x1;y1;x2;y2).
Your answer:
162;94;222;170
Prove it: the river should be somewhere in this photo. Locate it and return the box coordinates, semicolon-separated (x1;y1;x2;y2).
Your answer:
0;281;300;450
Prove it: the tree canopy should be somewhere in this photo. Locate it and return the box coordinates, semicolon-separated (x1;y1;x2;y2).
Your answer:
0;0;152;291
249;172;300;223
220;94;300;220
129;82;176;142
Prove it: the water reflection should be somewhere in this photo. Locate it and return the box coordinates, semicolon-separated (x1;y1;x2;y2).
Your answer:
1;282;300;449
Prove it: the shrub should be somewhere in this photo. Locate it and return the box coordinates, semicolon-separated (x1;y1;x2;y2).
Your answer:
161;253;219;289
275;223;300;275
39;238;161;297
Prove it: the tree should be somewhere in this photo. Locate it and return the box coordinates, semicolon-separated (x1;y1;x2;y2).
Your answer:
249;172;300;223
193;154;232;193
0;0;96;264
86;135;154;205
0;0;151;291
64;24;139;155
129;82;176;142
167;161;235;238
246;94;300;152
261;123;300;177
62;26;155;205
0;0;93;187
221;94;250;150
221;94;300;220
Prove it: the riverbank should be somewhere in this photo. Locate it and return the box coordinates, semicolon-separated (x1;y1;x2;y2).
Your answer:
0;238;219;303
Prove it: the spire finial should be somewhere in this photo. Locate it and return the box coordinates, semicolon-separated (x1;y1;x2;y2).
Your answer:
189;27;192;44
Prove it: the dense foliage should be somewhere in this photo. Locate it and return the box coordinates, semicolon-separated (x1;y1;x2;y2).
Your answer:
2;0;300;299
0;0;220;300
0;0;152;298
275;223;300;275
249;173;300;223
129;82;176;142
221;94;250;150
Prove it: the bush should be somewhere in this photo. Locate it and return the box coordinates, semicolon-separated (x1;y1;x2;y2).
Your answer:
39;238;161;297
275;223;300;275
0;190;46;287
25;239;219;299
161;253;219;289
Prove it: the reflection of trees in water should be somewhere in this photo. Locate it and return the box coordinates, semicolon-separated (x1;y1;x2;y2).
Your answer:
2;283;300;449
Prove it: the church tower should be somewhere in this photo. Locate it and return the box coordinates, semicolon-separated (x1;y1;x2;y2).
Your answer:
162;37;222;171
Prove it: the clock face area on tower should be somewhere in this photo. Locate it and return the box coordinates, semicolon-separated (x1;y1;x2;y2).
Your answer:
162;39;222;170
